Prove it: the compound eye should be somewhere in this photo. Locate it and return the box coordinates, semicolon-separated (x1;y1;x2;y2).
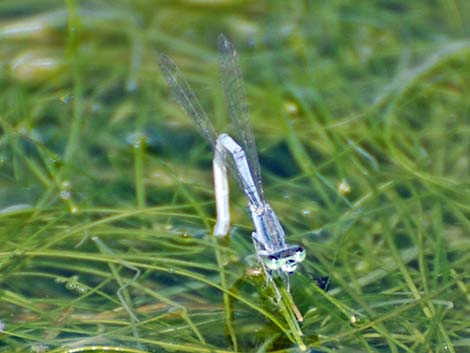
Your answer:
294;246;306;263
264;255;281;270
281;259;298;274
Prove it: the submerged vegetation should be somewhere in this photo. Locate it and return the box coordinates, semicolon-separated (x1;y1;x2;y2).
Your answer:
0;1;469;352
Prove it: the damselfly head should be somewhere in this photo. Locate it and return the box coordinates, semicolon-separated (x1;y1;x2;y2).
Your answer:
262;245;306;274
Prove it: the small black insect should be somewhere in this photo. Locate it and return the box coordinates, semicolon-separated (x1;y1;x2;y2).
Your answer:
314;275;330;292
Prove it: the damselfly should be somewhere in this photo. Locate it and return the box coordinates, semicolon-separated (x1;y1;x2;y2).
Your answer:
159;34;306;281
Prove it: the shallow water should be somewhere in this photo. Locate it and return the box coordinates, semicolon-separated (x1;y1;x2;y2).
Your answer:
0;2;468;352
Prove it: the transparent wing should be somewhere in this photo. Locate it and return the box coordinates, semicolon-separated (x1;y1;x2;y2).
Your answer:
159;52;244;189
158;54;218;147
218;34;265;200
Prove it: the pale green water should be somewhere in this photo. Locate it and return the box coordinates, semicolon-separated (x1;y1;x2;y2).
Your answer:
0;1;468;352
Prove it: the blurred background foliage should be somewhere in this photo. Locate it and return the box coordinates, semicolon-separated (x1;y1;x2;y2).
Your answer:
0;0;469;352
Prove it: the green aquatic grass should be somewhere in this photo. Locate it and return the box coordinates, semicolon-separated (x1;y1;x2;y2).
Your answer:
1;1;469;352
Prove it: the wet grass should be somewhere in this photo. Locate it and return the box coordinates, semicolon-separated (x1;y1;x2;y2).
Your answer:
0;1;469;352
